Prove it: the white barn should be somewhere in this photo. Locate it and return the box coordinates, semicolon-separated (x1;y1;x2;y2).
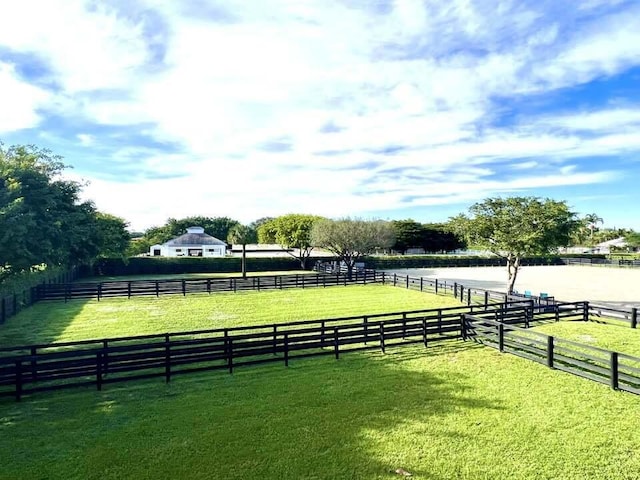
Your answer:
150;226;227;257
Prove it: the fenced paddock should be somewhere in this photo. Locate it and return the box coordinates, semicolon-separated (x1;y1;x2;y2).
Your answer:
464;315;640;395
35;271;382;302
0;301;537;401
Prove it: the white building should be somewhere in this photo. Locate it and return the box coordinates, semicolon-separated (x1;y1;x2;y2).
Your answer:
149;226;227;257
593;237;628;254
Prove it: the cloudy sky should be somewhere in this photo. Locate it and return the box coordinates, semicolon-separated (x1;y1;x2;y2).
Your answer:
1;0;639;231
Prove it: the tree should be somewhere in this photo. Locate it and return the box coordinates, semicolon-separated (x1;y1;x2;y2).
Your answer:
450;197;579;293
93;213;131;259
311;218;395;278
258;214;324;269
584;213;604;243
391;219;425;254
421;223;466;253
0;143;128;283
227;224;256;278
624;231;640;251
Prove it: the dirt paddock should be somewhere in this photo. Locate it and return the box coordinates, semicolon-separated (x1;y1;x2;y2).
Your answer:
383;265;640;309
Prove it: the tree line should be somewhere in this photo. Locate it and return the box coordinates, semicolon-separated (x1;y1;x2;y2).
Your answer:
0;144;129;284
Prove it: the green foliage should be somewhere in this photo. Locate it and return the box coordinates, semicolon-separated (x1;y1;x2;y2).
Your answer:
0;144;128;282
92;256;326;276
624;231;640;249
450;197;579;292
390;219;424;253
312;218;395;276
258;214;324;268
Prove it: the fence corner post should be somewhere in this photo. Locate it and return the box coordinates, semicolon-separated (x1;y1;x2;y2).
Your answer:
546;336;554;368
610;351;619;390
631;308;637;329
498;323;505;352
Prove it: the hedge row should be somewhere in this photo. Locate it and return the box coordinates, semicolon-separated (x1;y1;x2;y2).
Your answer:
90;254;608;277
88;257;335;276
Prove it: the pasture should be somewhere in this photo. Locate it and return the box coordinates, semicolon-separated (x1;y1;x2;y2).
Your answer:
0;284;462;346
2;278;640;479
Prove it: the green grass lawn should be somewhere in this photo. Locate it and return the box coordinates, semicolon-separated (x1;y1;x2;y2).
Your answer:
533;320;640;357
0;284;463;346
79;270;312;282
2;342;640;479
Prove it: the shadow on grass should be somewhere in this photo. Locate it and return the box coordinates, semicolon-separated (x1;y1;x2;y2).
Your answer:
0;298;91;347
0;342;500;479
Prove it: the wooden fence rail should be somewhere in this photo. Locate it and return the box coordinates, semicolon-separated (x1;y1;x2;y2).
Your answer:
36;271;382;302
0;302;537;401
463;314;640;395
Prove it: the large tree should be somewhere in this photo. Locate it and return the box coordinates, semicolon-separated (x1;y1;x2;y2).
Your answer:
311;218;395;278
227;224;257;278
0;144;129;282
450;197;579;293
391;219;425;254
421;223;466;253
258;214;323;269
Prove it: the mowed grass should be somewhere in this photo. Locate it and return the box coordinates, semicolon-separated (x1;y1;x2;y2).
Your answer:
0;284;463;346
2;343;640;479
534;320;640;357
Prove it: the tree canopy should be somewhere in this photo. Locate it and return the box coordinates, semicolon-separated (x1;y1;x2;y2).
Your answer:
311;218;395;277
450;197;579;292
258;214;324;269
0;144;129;282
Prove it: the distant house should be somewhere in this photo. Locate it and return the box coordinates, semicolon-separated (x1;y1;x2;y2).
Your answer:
149;226;226;257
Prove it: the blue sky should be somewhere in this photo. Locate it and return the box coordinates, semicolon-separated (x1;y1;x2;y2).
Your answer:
1;0;639;231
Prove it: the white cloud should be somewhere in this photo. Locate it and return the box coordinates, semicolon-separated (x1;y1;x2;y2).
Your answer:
1;0;640;228
0;63;50;133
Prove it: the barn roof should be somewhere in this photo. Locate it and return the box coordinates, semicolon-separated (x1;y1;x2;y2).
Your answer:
164;228;226;246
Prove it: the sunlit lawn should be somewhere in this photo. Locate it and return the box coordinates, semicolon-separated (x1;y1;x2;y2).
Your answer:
1;342;639;480
534;320;640;357
0;284;463;346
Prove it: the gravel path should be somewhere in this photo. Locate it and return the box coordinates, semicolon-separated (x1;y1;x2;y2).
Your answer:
383;265;640;309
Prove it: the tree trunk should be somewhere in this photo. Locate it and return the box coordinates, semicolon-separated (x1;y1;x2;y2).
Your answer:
241;243;247;279
507;255;520;294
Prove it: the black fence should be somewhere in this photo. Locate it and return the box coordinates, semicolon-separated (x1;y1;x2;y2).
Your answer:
36;271;382;302
0;267;80;324
0;302;536;401
561;257;640;268
464;314;640;395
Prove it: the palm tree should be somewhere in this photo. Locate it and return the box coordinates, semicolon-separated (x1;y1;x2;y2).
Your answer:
227;225;256;279
584;213;604;242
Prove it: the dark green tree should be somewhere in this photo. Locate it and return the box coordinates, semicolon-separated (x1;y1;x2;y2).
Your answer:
391;219;425;254
450;197;579;293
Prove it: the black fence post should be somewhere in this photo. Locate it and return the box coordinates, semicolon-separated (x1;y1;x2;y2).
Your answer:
632;308;638;329
461;315;467;341
484;291;489;306
181;280;186;296
320;321;326;348
422;318;428;347
555;305;560;322
393;273;397;286
406;275;409;289
128;282;132;299
610;352;619;390
96;352;103;391
583;301;589;322
273;326;278;355
333;327;339;359
257;276;261;291
379;323;386;353
97;283;102;302
402;313;407;339
382;272;386;285
498;323;505;352
420;277;423;292
435;279;438;295
284;333;289;366
165;333;171;383
227;338;234;374
207;279;211;295
454;282;458;298
547;336;554;368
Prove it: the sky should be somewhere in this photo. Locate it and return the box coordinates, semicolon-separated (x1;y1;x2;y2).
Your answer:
1;0;639;232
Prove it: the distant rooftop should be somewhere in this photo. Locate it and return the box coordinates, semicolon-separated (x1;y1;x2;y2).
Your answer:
164;226;226;246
